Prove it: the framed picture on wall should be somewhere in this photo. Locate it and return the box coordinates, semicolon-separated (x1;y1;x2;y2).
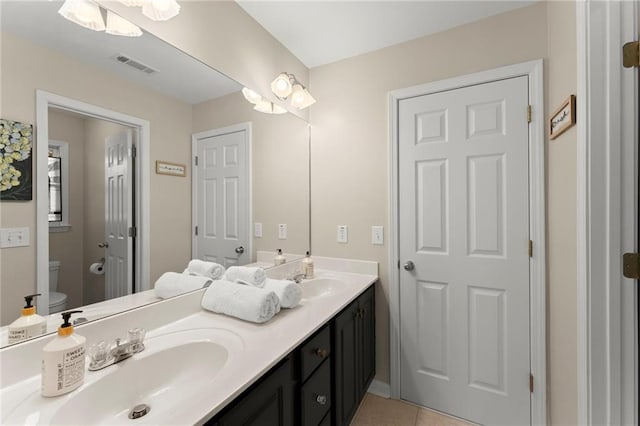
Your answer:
549;95;576;140
0;119;33;201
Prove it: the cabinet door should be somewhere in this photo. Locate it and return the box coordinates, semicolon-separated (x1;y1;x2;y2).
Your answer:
212;357;296;426
333;299;360;426
358;286;376;397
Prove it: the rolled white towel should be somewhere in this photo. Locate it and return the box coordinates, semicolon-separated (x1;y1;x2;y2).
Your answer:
154;272;213;299
223;266;266;288
201;280;280;323
186;259;225;280
263;278;302;309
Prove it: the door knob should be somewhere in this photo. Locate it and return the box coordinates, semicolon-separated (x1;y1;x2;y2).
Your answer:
235;246;245;254
98;242;109;248
403;260;415;271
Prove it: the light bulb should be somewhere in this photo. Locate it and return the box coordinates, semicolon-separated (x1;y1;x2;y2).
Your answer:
290;84;316;109
270;73;293;98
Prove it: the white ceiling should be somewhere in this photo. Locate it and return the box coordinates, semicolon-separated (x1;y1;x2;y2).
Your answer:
0;1;241;105
237;1;538;68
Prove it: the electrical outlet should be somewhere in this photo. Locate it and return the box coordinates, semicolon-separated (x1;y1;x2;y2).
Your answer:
371;226;384;245
0;227;30;248
337;225;348;243
278;224;287;240
254;222;263;238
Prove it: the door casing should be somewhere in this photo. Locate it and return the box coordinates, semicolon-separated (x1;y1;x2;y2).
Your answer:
388;59;546;425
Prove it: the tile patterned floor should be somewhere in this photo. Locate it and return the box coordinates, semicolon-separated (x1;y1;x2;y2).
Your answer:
351;393;474;426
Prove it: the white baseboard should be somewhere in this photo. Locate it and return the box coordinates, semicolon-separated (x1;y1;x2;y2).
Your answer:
367;379;391;398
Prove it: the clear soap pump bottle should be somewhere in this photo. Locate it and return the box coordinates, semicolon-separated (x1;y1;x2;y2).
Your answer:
41;310;86;397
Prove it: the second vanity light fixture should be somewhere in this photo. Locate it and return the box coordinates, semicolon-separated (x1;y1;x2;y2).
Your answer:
58;0;142;36
242;88;287;115
270;72;316;109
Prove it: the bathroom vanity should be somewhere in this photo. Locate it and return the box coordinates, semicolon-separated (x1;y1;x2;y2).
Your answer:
0;258;377;426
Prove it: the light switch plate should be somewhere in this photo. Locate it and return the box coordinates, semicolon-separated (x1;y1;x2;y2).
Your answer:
0;227;30;248
254;222;263;238
371;226;384;245
337;225;348;243
278;224;287;240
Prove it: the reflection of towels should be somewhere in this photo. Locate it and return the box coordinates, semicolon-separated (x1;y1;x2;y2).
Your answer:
186;259;225;280
223;266;266;288
263;278;301;309
154;272;212;299
201;280;280;323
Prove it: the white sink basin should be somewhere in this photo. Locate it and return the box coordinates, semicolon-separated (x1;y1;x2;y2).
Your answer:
300;278;346;300
2;328;242;425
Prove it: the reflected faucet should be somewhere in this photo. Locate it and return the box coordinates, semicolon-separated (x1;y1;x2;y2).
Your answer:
288;272;305;284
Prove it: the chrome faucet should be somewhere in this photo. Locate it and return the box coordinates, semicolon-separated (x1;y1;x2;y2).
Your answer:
288;272;305;284
88;328;146;371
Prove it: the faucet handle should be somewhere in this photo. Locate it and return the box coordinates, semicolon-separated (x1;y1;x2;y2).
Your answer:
88;341;110;369
128;327;146;353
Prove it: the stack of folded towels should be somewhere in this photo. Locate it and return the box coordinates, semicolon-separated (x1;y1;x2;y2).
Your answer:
154;261;302;324
201;266;302;323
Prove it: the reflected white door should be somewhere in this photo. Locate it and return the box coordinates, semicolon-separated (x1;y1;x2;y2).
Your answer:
192;124;249;267
105;130;133;299
399;76;530;425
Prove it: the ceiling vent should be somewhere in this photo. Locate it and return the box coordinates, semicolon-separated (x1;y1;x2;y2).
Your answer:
113;54;158;75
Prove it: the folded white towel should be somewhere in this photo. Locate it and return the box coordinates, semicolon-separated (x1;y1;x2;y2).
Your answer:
186;259;225;280
201;280;280;323
223;266;266;288
263;278;302;309
154;272;213;299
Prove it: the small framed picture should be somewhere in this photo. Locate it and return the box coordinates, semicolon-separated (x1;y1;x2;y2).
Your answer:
549;95;576;140
156;161;186;177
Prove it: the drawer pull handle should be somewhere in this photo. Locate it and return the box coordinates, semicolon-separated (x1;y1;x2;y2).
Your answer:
314;348;329;359
316;395;327;405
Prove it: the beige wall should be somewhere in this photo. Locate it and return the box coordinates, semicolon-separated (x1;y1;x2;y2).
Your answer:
193;92;310;259
49;109;86;309
97;0;309;121
309;2;577;424
0;32;193;324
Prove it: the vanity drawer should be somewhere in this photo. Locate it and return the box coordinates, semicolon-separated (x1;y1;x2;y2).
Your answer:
300;324;331;382
301;359;331;426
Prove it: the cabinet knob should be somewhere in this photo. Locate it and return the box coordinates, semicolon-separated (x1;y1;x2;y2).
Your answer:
314;348;329;359
316;395;327;405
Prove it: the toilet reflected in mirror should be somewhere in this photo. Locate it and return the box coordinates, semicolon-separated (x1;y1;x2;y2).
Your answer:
48;260;66;314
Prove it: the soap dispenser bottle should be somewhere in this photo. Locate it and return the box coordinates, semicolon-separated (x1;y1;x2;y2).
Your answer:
42;310;86;397
7;293;47;344
274;249;286;266
302;251;314;279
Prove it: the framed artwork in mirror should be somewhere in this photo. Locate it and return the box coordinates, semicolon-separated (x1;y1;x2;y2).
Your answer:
0;119;33;201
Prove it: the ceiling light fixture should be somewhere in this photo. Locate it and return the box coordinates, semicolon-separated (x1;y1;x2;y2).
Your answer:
58;0;105;31
141;0;181;21
106;10;142;37
270;72;315;109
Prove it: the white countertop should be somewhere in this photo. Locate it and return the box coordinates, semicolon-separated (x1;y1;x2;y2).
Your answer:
0;264;377;425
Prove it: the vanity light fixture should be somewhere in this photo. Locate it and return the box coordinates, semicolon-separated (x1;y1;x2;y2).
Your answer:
106;10;143;37
116;0;146;6
270;72;315;109
141;0;181;21
58;0;106;31
254;98;287;115
241;87;263;105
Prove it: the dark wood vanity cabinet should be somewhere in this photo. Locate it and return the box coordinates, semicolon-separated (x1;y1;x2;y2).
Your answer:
333;285;375;426
208;284;375;426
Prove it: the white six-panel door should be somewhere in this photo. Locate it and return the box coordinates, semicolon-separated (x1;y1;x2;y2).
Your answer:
399;76;530;425
193;125;249;267
105;130;133;299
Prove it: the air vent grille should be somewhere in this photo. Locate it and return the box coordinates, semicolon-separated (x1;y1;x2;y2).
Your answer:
114;54;158;75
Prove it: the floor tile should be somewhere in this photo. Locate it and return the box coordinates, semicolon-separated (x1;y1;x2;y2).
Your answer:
415;407;474;426
351;394;419;426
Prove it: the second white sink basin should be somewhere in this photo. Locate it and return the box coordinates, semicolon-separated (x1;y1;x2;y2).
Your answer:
300;278;346;300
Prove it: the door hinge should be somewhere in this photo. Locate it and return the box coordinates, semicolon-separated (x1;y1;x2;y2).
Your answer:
128;226;137;238
529;240;533;257
130;145;137;159
529;374;534;393
527;105;532;123
623;253;640;279
397;260;400;269
195;225;198;236
623;41;640;68
194;156;198;166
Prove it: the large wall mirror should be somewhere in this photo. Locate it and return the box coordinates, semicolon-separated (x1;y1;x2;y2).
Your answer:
0;2;310;346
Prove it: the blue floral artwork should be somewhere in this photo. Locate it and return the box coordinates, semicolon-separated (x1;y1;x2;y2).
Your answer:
0;119;33;201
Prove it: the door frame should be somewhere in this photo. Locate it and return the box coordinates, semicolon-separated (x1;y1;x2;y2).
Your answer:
388;60;546;425
191;122;252;261
576;1;638;424
35;90;150;313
